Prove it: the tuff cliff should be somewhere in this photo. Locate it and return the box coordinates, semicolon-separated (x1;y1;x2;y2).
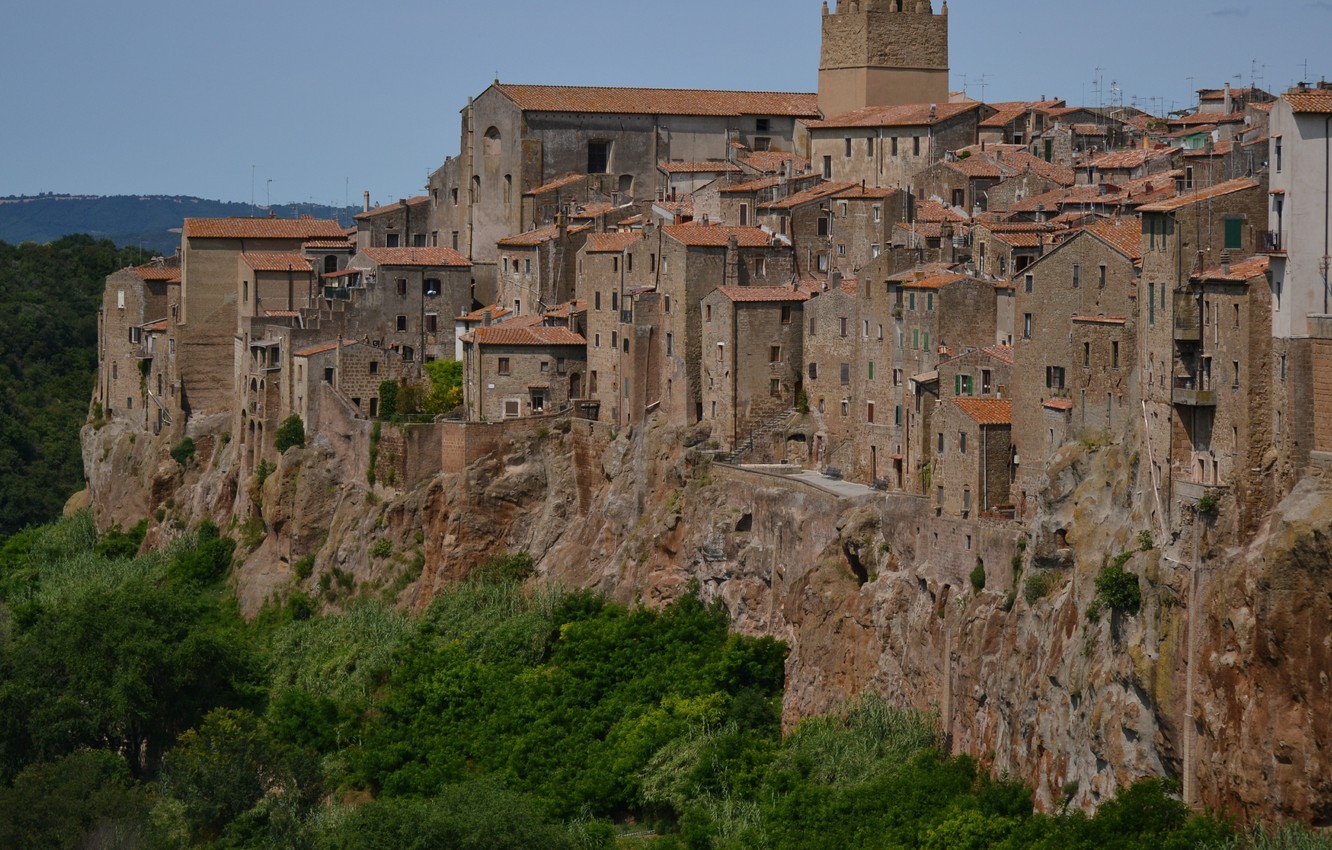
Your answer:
81;410;1331;824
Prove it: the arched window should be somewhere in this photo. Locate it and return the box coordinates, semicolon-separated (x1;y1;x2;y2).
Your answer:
470;175;480;204
483;126;502;157
504;174;512;204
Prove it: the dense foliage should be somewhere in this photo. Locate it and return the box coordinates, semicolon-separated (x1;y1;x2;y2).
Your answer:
0;235;147;536
0;514;1324;849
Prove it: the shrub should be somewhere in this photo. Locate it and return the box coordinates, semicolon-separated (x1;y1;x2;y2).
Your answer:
274;415;305;452
1090;558;1141;619
1198;494;1219;515
1138;529;1155;551
378;380;399;420
1024;570;1056;604
472;551;535;584
170;437;196;467
370;538;392;559
293;554;316;580
95;519;148;560
255;459;275;488
970;561;986;593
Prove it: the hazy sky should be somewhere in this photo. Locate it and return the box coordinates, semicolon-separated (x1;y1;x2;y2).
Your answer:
2;0;1325;207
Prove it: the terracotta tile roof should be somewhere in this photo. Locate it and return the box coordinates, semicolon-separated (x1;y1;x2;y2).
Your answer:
983;221;1058;233
1248;101;1274;113
569;202;616;219
895;221;946;239
1183;140;1235;157
901;272;969;290
1137;177;1260;212
1193;255;1269;282
1083;216;1144;263
990;231;1048;248
1284;90;1332;114
835;185;900;199
1199;87;1265;101
1089;148;1176;170
585;231;644;253
1072;315;1128;325
1168;124;1218;139
242;252;313;272
979;107;1031;129
760;180;858;210
463;325;587;346
914;198;969;223
719;176;781;194
353;196;429;220
1070;123;1108;135
887;262;959;282
953;398;1013;426
496;222;592;247
362;247;471;267
982;344;1014;364
663;224;775;247
460;304;512;323
526;173;585;195
264;309;302;318
184;217;347;240
1043;398;1074;412
659;160;741;174
492;83;819;118
737;150;810;174
1170;111;1245;126
296;340;359;358
141;318;169;332
716;286;810;302
807;101;981;129
303;239;353;249
133;263;182;283
323;268;362;279
544;299;588;318
653;198;696;218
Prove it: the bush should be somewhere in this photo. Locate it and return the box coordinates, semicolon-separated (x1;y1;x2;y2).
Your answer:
1138;529;1155;551
369;538;393;559
1198;494;1219;515
95;518;148;560
274;415;305;452
293;555;316;580
170;437;196;467
472;551;535;584
970;561;986;593
378;381;399;420
1091;558;1141;619
1023;570;1056;605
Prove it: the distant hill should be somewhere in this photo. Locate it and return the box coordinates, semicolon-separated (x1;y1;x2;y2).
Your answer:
0;194;362;254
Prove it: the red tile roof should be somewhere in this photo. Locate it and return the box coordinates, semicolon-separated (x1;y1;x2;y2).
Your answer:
460;305;512;323
662;224;774;248
737;150;810;174
1084;217;1144;262
585;231;644;253
184;217;347;240
493;83;819;117
887;262;960;282
835;185;901;199
808;101;982;129
1169;111;1246;127
464;325;587;346
141;318;169;332
544;299;588;318
303;239;354;249
716;286;810;303
1043;398;1074;411
1283;90;1332;114
659;160;741;174
264;309;302;318
914;198;970;223
760;180;858;210
1193;255;1269;282
982;344;1014;365
719;176;782;194
296;340;360;358
653;198;696;218
990;232;1048;248
953;398;1013;426
901;272;969;290
133;263;182;283
526;173;585;195
569;202;616;219
1137;177;1260;212
242;252;313;272
354;196;429;220
1089;148;1176;170
361;247;471;267
497;223;591;247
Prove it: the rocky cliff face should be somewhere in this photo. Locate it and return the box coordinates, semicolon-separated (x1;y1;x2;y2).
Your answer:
81;411;1332;823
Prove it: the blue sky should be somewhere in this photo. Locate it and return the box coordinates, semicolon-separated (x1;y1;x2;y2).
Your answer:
1;0;1325;207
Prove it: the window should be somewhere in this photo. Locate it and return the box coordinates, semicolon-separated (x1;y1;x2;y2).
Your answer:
504;400;520;418
909;292;916;311
867;137;875;158
386;233;400;248
756;117;771;133
540;361;549;374
1274;136;1283;173
497;357;511;376
1084;342;1091;367
955;374;973;396
1072;264;1081;289
1045;365;1066;390
868;361;875;380
809;316;817;335
1112;341;1120;368
844;137;852;158
817;217;830;237
839;317;848;337
1234;304;1241;328
1023;313;1033;339
1224;218;1244;250
705;304;712;322
959;432;967;454
524;259;531;274
873;205;881;222
452;231;460;249
716;342;723;361
1233;360;1240;388
781;305;792;323
893;369;902;386
1098;265;1107;289
923;332;930;351
877;324;884;339
952;188;965;207
401;346;414;362
839;363;850;385
938;432;945;453
514;299;521;316
756;257;767;277
396;315;408;331
324;367;334;383
913;136;921;156
595;292;602;310
666;333;673;356
451;188;459;206
818;398;826;413
841;400;850;417
739;203;750;226
611;331;618;348
413;233;427;248
129;326;141;344
1280;354;1288;380
927;293;934;312
425;313;438;333
895;405;903;425
770;345;782;364
1149;283;1156;324
891;136;899;156
867;402;876;423
770;378;781;398
809;362;818;380
1025;274;1034;294
871;244;881;259
594;333;601;348
981;369;992;394
369;361;378;376
650;253;657;273
822;156;832;179
863;320;870;338
913;329;920;350
838;244;846;257
588;141;610;174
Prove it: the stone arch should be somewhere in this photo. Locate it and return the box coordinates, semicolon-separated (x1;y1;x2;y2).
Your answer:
483;126;502;157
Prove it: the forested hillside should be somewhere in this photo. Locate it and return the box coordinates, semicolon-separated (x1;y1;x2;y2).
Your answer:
0;196;358;255
1;512;1324;849
0;236;146;537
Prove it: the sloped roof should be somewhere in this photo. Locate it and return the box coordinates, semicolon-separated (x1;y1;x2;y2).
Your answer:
716;286;810;302
242;252;313;272
184;217;347;240
526;173;585;195
1192;255;1269;282
354;196;429;220
982;344;1014;365
1084;216;1145;263
492;83;819;117
760;180;858;210
295;340;360;358
1284;90;1332;114
807;101;981;129
464;325;586;346
659;161;741;174
361;247;471;267
662;224;774;247
132;262;182;283
1137;177;1260;212
497;222;592;247
953;398;1013;426
585;231;644;253
737;150;810;174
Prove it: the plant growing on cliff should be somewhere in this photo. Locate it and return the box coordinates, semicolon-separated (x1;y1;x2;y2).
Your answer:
170;437;196;468
1024;570;1057;604
1088;555;1141;621
970;560;986;593
1138;529;1155;551
274;415;305;452
797;390;811;414
377;381;399;420
1197;494;1219;516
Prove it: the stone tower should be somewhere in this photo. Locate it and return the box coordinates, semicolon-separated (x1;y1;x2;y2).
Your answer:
818;0;950;119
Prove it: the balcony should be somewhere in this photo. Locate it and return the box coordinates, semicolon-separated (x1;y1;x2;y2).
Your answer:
1173;292;1201;342
1259;230;1284;255
1172;376;1216;407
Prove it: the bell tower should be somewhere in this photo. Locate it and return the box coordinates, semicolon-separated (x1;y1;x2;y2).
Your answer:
818;0;950;118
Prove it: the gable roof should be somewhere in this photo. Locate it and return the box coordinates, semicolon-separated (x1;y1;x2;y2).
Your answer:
1284;89;1332;114
1137;177;1260;212
354;196;429;220
1192;255;1270;282
492;83;819;118
463;325;587;347
526;173;586;195
295;339;360;358
132;262;182;283
184;217;347;240
361;247;472;267
242;252;313;272
659;161;741;174
585;231;644;253
760;180;858;210
716;286;810;303
497;222;592;247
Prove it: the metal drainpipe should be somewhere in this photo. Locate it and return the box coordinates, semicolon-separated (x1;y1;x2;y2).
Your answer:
1324;114;1330;315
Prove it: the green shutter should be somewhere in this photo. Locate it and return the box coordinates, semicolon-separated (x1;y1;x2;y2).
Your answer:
1149;283;1156;324
1225;219;1243;250
955;375;961;395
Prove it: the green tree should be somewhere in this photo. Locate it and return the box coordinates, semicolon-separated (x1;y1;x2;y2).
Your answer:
0;751;150;850
423;359;464;414
274;414;305;452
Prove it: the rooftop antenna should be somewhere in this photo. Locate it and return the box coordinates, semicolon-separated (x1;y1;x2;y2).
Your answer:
1301;58;1310;83
977;73;990;102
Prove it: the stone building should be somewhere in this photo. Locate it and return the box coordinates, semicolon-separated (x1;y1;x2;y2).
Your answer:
96;258;179;427
805;101;986;191
354;196;432;250
346;247;476;364
460;321;588;421
931;397;1013;518
1009;220;1142;517
817;0;950;119
700;286;809;452
495;222;591;318
577;230;647;424
1136;177;1267;525
426;83;818;291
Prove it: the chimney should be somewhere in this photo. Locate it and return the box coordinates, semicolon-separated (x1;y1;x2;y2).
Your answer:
1221;249;1232;276
830;270;843;290
482;310;493;327
363;191;370;213
1223;82;1233;114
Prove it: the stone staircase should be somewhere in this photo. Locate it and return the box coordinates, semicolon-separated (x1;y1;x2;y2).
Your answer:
719;406;795;465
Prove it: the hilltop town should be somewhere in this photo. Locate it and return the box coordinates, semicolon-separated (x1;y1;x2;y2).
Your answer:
84;0;1332;821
